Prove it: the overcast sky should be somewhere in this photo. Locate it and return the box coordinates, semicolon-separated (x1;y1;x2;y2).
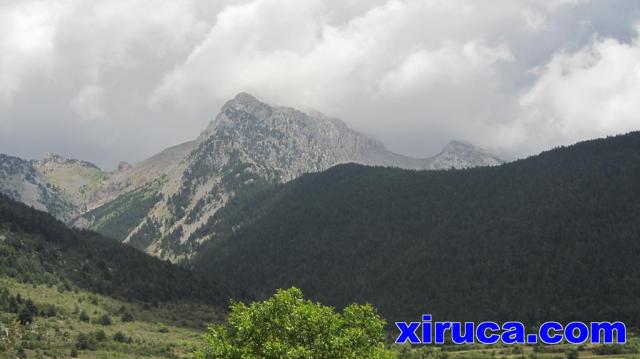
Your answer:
1;0;639;169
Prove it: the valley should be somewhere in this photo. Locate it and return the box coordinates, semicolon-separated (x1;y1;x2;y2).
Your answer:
2;128;640;357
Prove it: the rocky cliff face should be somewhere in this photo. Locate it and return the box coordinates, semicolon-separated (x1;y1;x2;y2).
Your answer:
1;93;503;261
0;153;105;222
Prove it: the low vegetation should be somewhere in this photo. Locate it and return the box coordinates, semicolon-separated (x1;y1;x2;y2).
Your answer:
81;182;163;245
0;278;221;358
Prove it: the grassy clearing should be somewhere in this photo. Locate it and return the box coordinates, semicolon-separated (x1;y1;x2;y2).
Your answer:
0;278;224;359
2;276;639;359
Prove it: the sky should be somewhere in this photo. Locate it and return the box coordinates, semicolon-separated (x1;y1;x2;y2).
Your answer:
1;0;639;169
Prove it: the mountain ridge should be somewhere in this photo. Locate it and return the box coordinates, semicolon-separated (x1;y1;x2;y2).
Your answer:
0;92;503;261
0;192;230;305
192;131;640;323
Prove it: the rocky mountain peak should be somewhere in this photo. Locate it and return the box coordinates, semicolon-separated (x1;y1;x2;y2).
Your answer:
425;140;503;170
39;152;100;170
199;92;270;140
228;92;261;106
41;152;65;163
219;92;271;117
117;161;133;172
1;93;505;262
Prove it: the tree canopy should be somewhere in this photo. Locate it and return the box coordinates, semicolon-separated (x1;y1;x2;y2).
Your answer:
195;287;395;359
0;193;230;306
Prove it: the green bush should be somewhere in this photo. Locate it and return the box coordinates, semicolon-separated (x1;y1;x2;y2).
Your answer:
94;330;107;341
194;287;395;359
79;310;90;322
113;331;130;343
97;313;112;326
75;333;97;351
18;307;34;325
16;346;27;359
121;311;134;322
565;349;579;359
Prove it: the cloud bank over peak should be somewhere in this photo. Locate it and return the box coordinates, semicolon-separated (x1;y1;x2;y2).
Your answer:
0;0;639;168
517;30;640;152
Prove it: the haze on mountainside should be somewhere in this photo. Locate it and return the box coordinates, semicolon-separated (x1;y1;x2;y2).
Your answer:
1;0;640;169
0;93;502;261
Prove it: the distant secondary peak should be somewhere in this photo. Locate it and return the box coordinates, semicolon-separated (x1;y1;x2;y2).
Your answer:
42;152;65;161
117;161;133;172
39;152;100;169
426;140;503;169
442;140;475;150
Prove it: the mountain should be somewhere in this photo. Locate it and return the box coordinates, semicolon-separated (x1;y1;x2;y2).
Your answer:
0;153;107;222
192;132;640;324
83;140;198;211
0;193;229;305
424;140;503;169
0;192;232;357
0;93;502;261
83;93;502;261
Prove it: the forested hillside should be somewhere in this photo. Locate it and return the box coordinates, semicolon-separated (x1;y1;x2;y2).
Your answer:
194;132;640;325
0;194;229;305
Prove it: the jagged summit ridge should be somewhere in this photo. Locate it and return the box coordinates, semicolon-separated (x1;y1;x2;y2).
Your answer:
113;93;503;260
226;92;261;107
198;93;502;173
0;152;106;221
1;92;503;261
38;153;102;174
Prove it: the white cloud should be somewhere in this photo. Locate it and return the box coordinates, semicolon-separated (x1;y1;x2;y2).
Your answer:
148;0;528;117
148;0;606;159
0;0;638;167
378;40;513;97
516;28;640;152
0;1;61;105
71;84;106;120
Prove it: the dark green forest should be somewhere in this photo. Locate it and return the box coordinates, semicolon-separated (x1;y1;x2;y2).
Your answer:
0;194;229;306
193;132;640;325
80;183;163;246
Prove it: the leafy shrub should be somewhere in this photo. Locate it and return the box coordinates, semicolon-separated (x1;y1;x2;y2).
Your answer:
75;333;97;350
121;311;134;322
79;310;90;322
97;313;112;326
16;346;27;359
194;287;395;359
565;349;579;359
113;331;131;343
18;307;34;325
94;330;107;341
